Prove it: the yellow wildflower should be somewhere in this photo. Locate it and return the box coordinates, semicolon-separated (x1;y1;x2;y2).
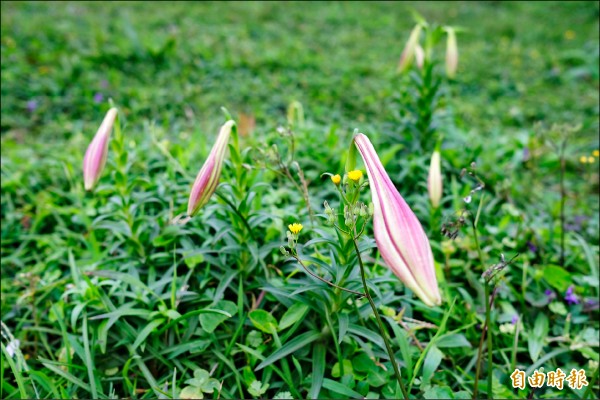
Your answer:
588;156;595;163
347;170;363;182
331;174;341;185
288;223;303;234
580;156;588;164
593;150;599;157
564;30;576;40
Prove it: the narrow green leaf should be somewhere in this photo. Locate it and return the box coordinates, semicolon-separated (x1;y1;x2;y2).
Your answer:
1;342;28;398
40;359;91;393
82;313;99;398
322;378;363;399
337;313;349;345
131;319;165;353
89;270;162;301
308;342;325;399
256;331;321;370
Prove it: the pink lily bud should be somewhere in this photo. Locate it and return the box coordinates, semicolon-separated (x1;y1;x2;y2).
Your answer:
187;120;235;216
445;28;458;78
354;133;442;306
414;44;425;70
397;25;422;73
428;149;442;208
83;107;118;191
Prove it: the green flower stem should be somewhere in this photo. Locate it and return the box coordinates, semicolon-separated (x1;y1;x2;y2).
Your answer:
214;190;256;242
352;238;409;400
485;283;493;399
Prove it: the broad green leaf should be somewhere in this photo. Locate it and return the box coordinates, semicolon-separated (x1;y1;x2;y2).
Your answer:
331;360;353;378
367;369;387;387
423;385;454;399
279;303;309;330
180;386;204;399
422;345;444;385
436;333;472;348
200;300;236;333
249;309;279;334
248;380;269;397
528;313;548;362
543;265;571;292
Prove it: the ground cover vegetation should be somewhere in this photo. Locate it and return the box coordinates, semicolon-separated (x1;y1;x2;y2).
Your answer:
1;1;599;399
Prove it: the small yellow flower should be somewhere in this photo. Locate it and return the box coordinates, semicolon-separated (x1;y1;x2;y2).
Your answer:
588;156;595;163
288;223;303;234
593;150;599;157
347;170;363;182
564;30;576;40
580;156;588;164
331;174;341;185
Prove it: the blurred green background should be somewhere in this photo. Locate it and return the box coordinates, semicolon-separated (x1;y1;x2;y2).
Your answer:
2;1;598;140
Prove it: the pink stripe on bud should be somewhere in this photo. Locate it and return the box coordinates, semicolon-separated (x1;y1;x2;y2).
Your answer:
187;120;235;216
354;133;441;306
83;107;118;191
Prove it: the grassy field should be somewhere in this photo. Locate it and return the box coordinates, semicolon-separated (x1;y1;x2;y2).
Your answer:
1;1;599;399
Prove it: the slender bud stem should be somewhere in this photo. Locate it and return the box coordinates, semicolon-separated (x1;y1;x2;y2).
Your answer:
485;283;493;398
352;238;409;400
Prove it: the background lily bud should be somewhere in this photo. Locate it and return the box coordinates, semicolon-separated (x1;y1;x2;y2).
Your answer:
397;25;422;73
414;44;425;70
428;149;443;208
83;107;118;191
187;120;235;216
354;133;442;306
445;27;458;78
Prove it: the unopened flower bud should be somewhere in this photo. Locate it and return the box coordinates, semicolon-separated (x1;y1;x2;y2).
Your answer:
187;120;235;216
359;203;368;217
445;27;458;78
428;149;443;208
83;107;118;191
327;214;336;226
324;200;332;214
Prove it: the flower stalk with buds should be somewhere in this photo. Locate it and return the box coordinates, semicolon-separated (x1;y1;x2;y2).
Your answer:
397;24;422;73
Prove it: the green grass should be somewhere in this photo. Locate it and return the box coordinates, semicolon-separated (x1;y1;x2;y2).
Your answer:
1;1;599;399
